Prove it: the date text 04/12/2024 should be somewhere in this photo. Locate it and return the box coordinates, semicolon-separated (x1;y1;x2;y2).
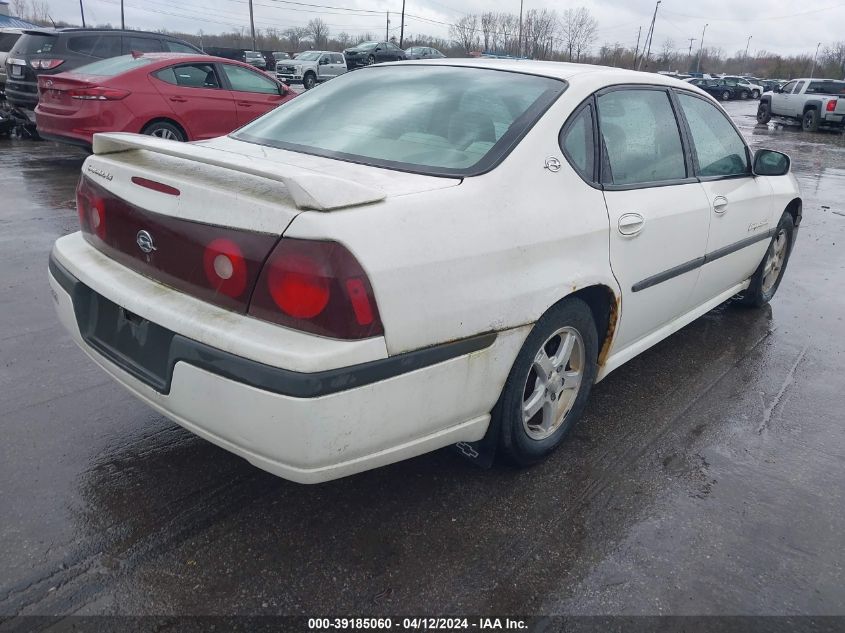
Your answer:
307;618;528;630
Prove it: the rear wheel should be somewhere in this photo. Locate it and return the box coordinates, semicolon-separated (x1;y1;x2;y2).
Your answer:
802;108;819;132
721;90;731;101
303;72;316;90
757;102;772;124
752;89;761;99
367;54;376;65
737;212;794;307
496;298;598;466
142;120;185;142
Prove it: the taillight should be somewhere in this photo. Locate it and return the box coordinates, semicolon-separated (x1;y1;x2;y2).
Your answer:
249;239;384;340
827;100;837;112
76;176;107;240
69;87;131;100
31;58;65;70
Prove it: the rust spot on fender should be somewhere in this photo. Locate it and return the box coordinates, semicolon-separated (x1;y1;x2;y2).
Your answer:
598;292;620;367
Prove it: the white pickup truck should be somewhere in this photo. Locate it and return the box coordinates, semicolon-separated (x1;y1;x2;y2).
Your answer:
757;78;845;132
275;50;347;90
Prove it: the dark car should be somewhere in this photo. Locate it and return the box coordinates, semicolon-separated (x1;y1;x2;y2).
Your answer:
404;46;445;60
343;41;405;68
243;50;267;70
4;28;202;113
686;78;738;101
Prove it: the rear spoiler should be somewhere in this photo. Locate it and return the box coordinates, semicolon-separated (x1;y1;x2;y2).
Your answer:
92;132;386;211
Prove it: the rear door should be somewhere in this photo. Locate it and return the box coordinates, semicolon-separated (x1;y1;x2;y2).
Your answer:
219;62;286;126
674;90;775;305
122;35;163;54
151;62;237;139
597;86;712;349
330;53;346;76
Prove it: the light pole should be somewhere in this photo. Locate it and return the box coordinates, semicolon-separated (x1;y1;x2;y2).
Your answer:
696;23;708;73
517;0;524;58
248;0;256;51
743;35;752;72
79;0;85;26
810;42;822;78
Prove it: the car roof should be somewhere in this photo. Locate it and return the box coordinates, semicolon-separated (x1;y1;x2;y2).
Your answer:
390;58;700;90
20;27;189;39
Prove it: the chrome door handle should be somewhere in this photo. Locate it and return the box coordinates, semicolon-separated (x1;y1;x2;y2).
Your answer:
618;213;645;236
713;196;729;214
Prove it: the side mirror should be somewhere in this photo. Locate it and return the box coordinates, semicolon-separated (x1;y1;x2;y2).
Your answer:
754;149;790;176
375;47;382;52
774;86;783;93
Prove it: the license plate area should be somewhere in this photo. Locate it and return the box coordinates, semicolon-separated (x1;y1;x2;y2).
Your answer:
75;286;174;391
10;65;23;77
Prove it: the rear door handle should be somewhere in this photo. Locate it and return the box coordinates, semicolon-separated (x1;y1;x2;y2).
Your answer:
236;101;252;107
713;196;729;214
618;213;645;236
169;96;187;103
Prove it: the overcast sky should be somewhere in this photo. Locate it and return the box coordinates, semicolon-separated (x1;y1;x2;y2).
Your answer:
40;0;844;57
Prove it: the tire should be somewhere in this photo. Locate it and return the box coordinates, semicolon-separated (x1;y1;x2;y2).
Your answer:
366;54;376;65
802;108;819;132
303;72;317;90
740;90;749;100
721;90;731;101
496;298;599;466
737;212;795;308
752;89;761;99
757;102;772;124
141;120;185;142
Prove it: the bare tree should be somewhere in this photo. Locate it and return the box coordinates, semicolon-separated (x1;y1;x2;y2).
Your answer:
661;38;676;65
523;8;557;60
449;14;479;54
336;32;352;48
496;13;518;56
283;26;308;51
561;7;597;62
480;12;497;53
307;18;330;49
10;0;27;18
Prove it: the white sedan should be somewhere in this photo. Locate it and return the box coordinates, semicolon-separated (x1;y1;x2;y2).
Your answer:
49;59;801;483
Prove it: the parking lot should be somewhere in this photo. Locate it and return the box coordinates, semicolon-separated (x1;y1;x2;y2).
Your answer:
1;98;844;618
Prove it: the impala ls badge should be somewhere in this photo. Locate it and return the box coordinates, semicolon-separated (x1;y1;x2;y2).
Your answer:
136;230;156;254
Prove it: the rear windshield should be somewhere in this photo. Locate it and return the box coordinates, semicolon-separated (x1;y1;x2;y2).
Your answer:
806;81;845;95
233;65;565;176
0;33;22;53
11;33;57;55
73;54;155;76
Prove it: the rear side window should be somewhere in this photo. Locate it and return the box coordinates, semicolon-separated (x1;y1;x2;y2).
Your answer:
331;53;344;64
221;64;278;94
677;93;749;177
806;81;845;95
67;34;121;58
165;40;198;53
792;81;805;94
124;36;163;53
597;89;687;186
560;105;594;181
74;54;155;76
156;63;219;88
0;33;21;53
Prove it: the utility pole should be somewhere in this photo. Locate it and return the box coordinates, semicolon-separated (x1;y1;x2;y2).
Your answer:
687;37;696;67
743;35;752;72
386;11;389;41
399;0;405;48
79;0;85;27
810;42;822;78
696;23;708;73
637;0;660;71
120;0;124;29
517;0;524;58
248;0;256;51
634;26;642;66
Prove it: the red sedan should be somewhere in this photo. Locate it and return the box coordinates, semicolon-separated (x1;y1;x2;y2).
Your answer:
35;53;295;148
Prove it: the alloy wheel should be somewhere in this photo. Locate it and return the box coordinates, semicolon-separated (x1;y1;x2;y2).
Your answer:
151;128;178;140
762;229;788;294
521;326;585;441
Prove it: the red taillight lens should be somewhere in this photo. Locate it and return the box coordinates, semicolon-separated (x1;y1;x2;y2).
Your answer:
249;239;384;340
32;58;65;70
76;176;107;240
68;87;131;101
826;99;837;112
203;238;248;298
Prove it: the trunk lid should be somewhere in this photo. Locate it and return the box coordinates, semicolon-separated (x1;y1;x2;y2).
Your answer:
37;73;101;114
79;132;460;313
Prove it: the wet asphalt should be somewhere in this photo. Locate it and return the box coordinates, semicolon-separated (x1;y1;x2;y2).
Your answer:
0;100;844;618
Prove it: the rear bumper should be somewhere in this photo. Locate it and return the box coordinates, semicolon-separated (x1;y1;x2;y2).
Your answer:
49;235;525;483
38;130;93;150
